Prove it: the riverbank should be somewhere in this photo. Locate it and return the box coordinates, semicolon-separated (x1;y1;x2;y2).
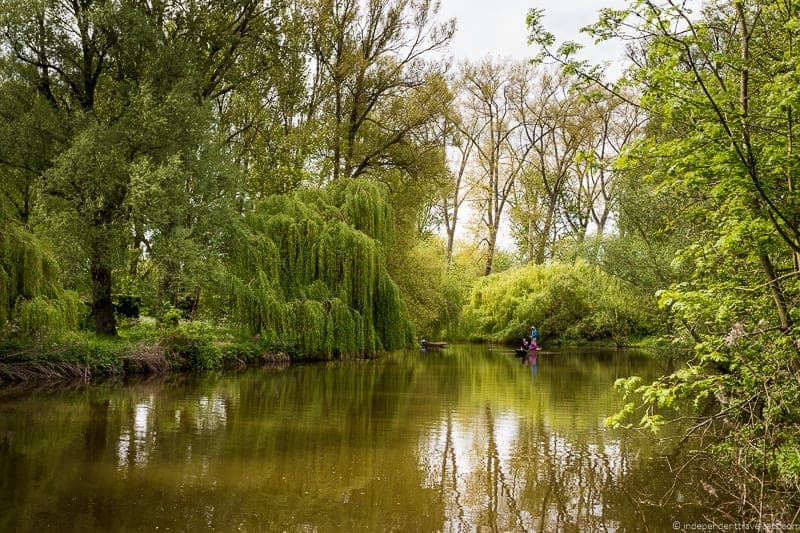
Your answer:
479;334;678;355
547;335;675;351
0;319;292;384
1;319;678;385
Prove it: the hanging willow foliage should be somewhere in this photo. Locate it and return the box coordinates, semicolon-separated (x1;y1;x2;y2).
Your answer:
0;222;81;342
226;179;412;359
327;179;395;245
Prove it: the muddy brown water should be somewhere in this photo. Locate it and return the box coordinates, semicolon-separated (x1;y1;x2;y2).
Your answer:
0;345;706;531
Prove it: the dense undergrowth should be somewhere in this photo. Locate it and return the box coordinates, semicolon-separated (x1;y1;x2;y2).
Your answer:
458;260;662;346
0;317;292;384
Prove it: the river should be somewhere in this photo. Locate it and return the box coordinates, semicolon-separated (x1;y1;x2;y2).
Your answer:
0;345;705;531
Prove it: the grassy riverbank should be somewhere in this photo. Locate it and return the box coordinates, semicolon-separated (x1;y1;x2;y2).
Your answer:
0;318;292;384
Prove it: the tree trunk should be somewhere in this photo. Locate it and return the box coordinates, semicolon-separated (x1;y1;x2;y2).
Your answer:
759;253;792;332
91;258;117;336
527;210;536;263
483;225;498;276
445;223;456;266
534;193;558;264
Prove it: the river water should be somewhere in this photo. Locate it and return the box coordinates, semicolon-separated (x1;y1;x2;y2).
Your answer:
0;345;705;532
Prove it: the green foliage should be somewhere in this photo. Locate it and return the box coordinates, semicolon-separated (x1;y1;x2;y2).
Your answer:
0;0;449;349
423;243;486;341
585;165;696;339
160;305;183;329
161;322;222;371
460;260;654;345
38;332;140;376
608;325;800;511
74;336;127;375
117;316;159;342
0;222;82;344
0;0;271;334
544;0;800;519
387;236;449;339
14;296;81;342
328;179;396;245
224;179;413;359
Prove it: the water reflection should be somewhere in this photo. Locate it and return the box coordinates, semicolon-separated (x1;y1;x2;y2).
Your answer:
417;351;636;531
0;346;704;531
524;352;538;378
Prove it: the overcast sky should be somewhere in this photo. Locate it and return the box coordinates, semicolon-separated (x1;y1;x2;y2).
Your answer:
437;0;630;75
434;1;631;248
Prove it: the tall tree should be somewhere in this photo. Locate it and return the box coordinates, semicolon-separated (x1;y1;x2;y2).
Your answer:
216;1;312;202
529;0;799;329
456;59;534;275
305;0;453;183
438;80;479;265
220;0;454;264
0;83;56;227
0;0;273;334
559;90;643;244
512;68;587;264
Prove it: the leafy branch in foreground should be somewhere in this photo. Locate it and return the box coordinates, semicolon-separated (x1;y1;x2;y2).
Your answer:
528;0;800;522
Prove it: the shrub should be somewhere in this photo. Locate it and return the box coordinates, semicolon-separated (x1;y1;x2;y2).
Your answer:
460;260;656;344
161;322;221;370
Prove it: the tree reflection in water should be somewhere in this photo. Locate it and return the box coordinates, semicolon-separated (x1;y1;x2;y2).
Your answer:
0;347;706;531
416;347;702;531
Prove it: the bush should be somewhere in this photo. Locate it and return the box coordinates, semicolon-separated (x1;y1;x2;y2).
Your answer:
460;260;656;345
114;294;141;318
161;322;221;370
160;305;183;329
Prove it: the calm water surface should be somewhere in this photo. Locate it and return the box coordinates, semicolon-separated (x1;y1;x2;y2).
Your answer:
0;345;704;532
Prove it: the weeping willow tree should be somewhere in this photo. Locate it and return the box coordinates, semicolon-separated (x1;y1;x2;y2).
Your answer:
0;222;82;344
226;180;412;359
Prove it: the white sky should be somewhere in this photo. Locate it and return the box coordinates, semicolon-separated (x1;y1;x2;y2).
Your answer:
437;0;630;75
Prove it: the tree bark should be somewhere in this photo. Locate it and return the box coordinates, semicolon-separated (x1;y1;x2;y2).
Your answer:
483;225;498;276
758;253;792;332
534;192;558;265
91;257;117;336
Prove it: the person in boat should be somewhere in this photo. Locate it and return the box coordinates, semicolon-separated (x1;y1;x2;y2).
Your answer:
515;337;531;356
529;325;539;350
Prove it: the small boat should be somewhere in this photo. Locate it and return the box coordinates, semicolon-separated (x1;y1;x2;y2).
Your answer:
515;347;539;357
420;340;447;350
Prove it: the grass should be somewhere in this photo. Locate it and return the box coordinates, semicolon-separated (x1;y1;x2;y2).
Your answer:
0;316;291;384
